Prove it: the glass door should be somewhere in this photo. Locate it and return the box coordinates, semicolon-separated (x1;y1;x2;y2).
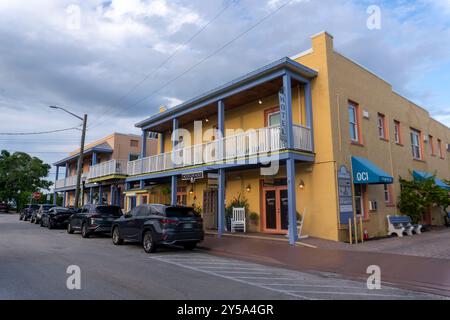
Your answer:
263;184;289;234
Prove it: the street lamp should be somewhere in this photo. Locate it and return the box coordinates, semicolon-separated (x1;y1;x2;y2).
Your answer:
50;105;87;209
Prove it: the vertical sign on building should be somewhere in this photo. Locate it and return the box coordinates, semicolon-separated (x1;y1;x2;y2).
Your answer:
278;90;288;145
338;165;354;224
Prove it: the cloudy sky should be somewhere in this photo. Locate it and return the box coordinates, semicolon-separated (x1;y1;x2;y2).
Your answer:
0;0;449;181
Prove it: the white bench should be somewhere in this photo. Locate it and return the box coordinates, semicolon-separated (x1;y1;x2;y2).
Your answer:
387;215;422;237
231;207;246;233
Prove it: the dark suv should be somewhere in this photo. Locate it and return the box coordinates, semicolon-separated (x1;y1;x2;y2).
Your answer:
41;207;75;229
20;205;40;221
111;204;204;253
0;202;9;213
67;205;123;238
31;204;54;224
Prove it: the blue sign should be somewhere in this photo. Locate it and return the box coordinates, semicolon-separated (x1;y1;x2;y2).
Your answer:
278;91;288;144
338;165;354;224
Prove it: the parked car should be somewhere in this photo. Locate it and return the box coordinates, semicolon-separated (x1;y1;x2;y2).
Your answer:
41;207;75;229
0;202;9;213
31;204;55;224
20;204;40;221
67;205;123;238
111;204;204;253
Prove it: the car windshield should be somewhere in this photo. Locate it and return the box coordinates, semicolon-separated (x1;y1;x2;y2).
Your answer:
95;206;123;217
55;208;70;214
165;207;199;218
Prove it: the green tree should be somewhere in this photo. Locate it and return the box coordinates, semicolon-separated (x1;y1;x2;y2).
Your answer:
0;150;52;210
398;173;450;224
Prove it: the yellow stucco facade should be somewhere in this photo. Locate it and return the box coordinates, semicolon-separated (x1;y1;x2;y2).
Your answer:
127;32;449;242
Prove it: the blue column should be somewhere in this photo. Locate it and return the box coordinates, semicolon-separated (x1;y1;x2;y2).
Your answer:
304;81;314;152
89;187;93;204
287;158;298;245
217;100;225;161
63;191;66;207
218;168;226;236
159;133;165;153
283;74;294;149
92;152;97;165
53;166;59;206
171;176;178;206
64;163;69;187
140;130;148;190
110;185;114;205
99;185;103;205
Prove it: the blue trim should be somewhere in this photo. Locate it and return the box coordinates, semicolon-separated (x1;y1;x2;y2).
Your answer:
218;100;225;161
171;176;177;206
218;168;226;236
89;187;93;204
287;158;298;245
99;185;103;205
413;171;450;190
351;157;394;184
92;152;97;166
136;58;317;130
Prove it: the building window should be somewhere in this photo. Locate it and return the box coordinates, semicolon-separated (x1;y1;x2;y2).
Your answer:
394;121;401;144
377;113;387;140
130;140;139;148
410;129;422;160
438;139;444;159
348;102;360;143
128;154;139;161
429;135;435;156
384;184;394;206
264;107;281;127
177;187;187;206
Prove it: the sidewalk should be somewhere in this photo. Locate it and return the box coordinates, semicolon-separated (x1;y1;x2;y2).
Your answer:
199;234;450;297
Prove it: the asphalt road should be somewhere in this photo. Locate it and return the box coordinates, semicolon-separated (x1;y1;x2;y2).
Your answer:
0;214;445;300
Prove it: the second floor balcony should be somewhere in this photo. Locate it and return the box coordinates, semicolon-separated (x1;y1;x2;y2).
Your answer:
88;160;128;180
127;124;312;176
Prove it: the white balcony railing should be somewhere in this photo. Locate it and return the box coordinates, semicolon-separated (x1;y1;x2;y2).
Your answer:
54;173;88;189
128;125;312;176
88;160;128;180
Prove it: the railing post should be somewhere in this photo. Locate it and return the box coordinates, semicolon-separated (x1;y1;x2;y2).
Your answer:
287;158;298;245
171;175;177;206
218;100;225;163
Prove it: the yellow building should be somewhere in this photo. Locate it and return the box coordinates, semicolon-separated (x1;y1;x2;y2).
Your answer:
125;32;450;243
54;133;157;208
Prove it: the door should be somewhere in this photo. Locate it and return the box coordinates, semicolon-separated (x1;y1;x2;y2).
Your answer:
262;185;289;234
203;190;218;230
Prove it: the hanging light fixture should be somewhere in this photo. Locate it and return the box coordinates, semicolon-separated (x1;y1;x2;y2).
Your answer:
298;180;305;189
246;184;252;192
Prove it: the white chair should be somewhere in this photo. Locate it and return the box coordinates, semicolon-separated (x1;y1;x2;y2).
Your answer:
231;207;246;233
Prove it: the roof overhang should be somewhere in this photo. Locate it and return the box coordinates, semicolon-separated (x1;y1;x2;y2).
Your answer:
53;146;113;166
135;57;317;131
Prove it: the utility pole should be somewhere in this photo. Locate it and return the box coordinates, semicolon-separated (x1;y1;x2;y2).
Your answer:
74;114;87;209
49;106;87;209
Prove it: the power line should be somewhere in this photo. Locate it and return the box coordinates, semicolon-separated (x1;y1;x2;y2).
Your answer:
88;1;234;130
0;127;81;136
88;0;295;130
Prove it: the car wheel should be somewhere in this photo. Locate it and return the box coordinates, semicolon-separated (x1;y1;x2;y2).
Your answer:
40;219;44;227
34;218;39;224
67;222;74;234
143;231;156;253
183;242;197;250
19;215;23;221
30;217;34;223
112;227;123;246
81;223;90;238
47;221;53;230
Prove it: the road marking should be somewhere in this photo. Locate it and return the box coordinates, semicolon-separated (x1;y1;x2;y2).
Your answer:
150;255;313;300
286;290;412;298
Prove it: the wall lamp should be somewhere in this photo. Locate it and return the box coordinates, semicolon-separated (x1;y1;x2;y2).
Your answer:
298;180;305;190
246;184;252;192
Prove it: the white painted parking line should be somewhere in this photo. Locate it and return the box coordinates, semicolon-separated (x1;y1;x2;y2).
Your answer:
150;252;443;300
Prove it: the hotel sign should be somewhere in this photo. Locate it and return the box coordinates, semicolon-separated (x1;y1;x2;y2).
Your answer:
182;172;204;182
278;91;288;145
337;165;354;225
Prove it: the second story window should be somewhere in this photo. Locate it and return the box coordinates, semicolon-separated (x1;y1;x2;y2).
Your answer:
438;139;444;159
429;135;435;156
348;102;360;143
377;113;387;140
394;120;401;144
265;107;281;127
130;140;139;148
410;129;422;160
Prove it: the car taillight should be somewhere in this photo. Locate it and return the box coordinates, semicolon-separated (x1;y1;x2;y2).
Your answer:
161;219;178;226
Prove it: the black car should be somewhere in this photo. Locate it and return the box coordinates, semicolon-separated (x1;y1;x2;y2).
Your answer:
31;204;55;224
20;205;40;221
67;204;123;238
111;204;204;253
0;202;9;213
41;207;74;229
